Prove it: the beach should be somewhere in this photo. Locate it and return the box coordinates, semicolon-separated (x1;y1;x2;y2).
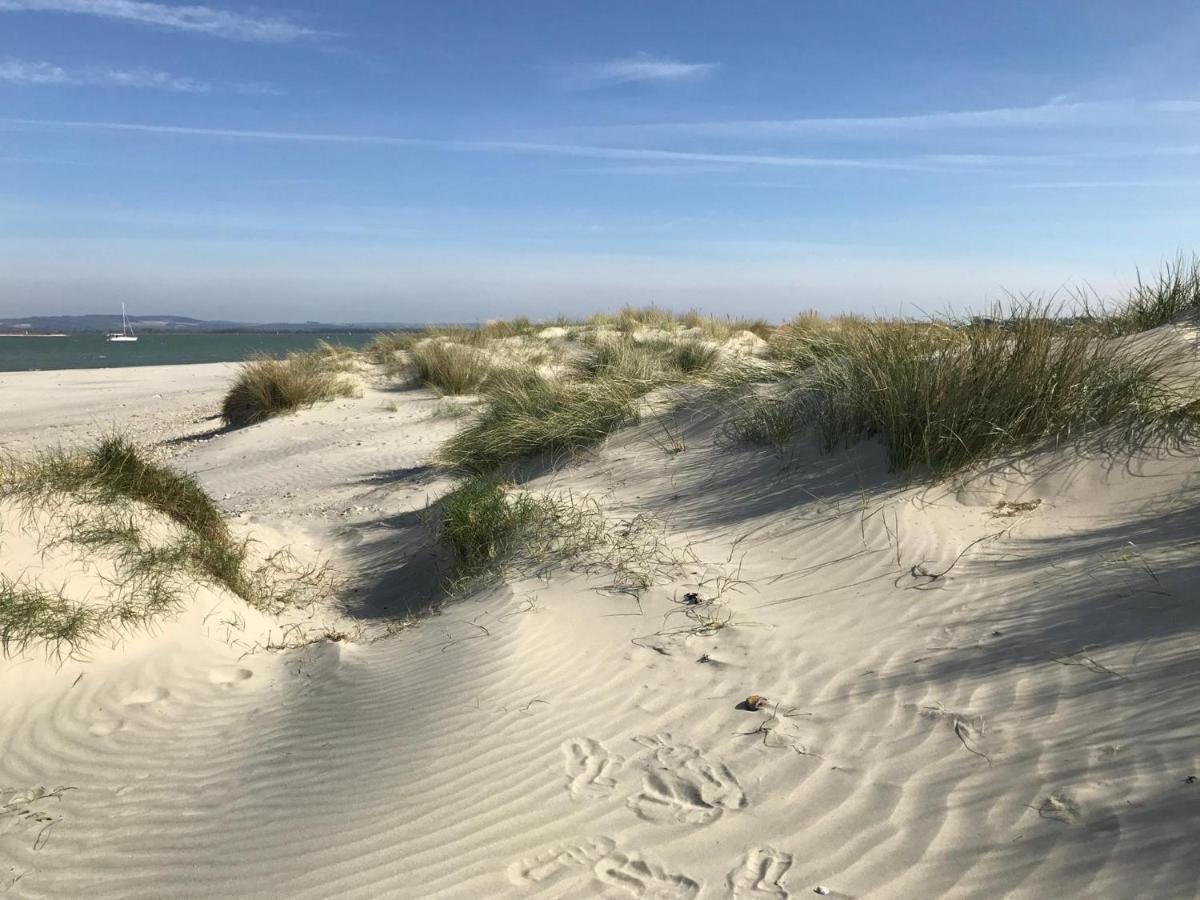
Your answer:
2;333;1199;899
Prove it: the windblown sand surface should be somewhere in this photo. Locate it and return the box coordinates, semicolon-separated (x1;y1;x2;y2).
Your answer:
2;360;1199;898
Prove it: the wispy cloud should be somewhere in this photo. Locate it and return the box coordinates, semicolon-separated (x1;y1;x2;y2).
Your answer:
0;57;209;91
556;52;717;90
0;0;323;43
622;99;1200;139
0;117;1012;171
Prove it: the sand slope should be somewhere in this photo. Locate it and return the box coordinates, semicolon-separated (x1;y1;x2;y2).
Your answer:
3;363;1199;898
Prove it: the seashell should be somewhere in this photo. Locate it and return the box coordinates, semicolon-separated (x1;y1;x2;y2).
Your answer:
745;694;768;711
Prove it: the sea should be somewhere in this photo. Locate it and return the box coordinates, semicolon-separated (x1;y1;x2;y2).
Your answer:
0;332;379;373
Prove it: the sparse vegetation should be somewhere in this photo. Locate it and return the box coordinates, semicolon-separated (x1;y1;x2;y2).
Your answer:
0;438;336;655
3;435;226;542
727;394;801;450
791;306;1194;474
667;339;720;375
436;475;687;593
0;578;98;658
222;351;356;428
408;340;498;394
365;330;418;364
1100;253;1200;335
438;372;639;473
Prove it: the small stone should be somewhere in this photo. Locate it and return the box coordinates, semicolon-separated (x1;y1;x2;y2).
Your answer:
814;888;830;896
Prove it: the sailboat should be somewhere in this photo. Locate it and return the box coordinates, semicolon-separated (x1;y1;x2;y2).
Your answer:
106;304;138;342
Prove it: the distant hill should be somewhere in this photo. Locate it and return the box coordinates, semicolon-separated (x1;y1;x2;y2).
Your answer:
0;315;419;334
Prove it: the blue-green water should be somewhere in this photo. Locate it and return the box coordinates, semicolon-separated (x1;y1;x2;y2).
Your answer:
0;333;378;372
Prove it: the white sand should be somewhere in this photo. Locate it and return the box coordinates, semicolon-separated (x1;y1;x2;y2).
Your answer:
2;357;1199;898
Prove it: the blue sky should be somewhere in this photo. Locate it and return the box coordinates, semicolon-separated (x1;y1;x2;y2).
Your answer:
2;1;1200;322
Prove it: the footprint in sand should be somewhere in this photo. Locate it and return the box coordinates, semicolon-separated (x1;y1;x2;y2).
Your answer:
563;737;624;801
88;717;125;737
121;686;169;706
507;836;616;886
626;734;747;825
728;847;794;899
593;851;700;900
208;668;254;687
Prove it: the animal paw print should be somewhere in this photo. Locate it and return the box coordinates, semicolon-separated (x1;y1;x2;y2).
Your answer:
563;737;624;800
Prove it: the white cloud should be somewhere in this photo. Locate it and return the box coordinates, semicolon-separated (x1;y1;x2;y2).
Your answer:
622;99;1200;139
0;117;1008;171
558;53;716;89
0;0;322;43
0;57;209;91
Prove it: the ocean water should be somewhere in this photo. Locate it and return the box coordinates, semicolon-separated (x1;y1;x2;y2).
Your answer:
0;332;378;372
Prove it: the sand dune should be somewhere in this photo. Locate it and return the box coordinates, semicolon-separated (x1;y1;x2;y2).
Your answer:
3;351;1199;899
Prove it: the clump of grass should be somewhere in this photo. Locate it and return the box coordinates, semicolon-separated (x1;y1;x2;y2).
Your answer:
479;316;533;339
408;341;498;394
767;312;866;371
437;475;686;593
666;339;720;375
1;438;338;654
222;352;356;428
726;395;801;449
308;339;360;371
3;436;226;543
439;372;639;473
572;335;665;387
1103;254;1200;335
796;305;1191;474
678;311;773;341
365;330;418;364
438;476;545;575
0;577;99;658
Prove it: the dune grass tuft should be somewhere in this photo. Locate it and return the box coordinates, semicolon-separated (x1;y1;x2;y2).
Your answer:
408;340;498;394
1102;253;1200;335
1;438;337;654
439;372;639;474
791;306;1192;474
221;352;356;428
438;476;549;576
572;335;665;387
667;339;720;375
3;435;226;542
365;330;418;363
726;395;802;450
0;578;100;658
437;475;685;593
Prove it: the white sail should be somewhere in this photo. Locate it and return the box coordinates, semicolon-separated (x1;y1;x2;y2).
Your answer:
106;304;139;342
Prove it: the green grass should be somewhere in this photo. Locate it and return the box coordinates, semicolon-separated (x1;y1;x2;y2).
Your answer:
438;476;550;576
1101;254;1200;335
221;352;356;428
792;306;1191;475
572;335;666;386
408;340;498;394
365;330;418;363
1;438;337;654
726;395;801;449
436;475;683;593
4;436;227;542
438;371;639;474
667;339;720;375
0;578;99;658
